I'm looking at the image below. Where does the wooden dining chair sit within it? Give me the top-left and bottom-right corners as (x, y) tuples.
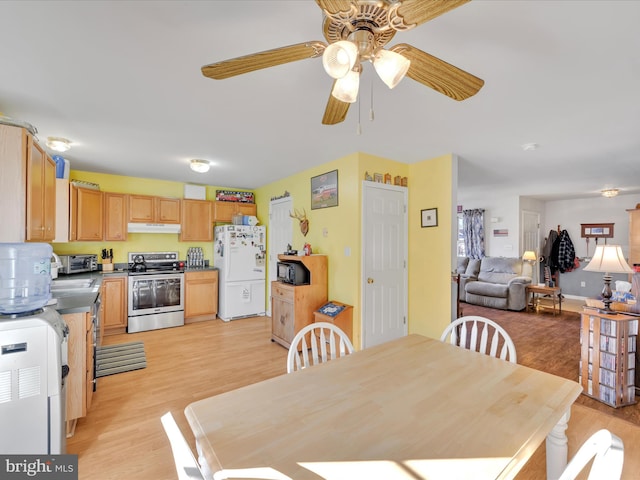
(287, 322), (354, 373)
(440, 315), (517, 363)
(160, 412), (206, 480)
(558, 429), (624, 480)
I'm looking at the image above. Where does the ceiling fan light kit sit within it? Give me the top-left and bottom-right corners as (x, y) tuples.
(322, 40), (358, 79)
(372, 48), (411, 89)
(201, 0), (484, 125)
(189, 159), (210, 173)
(332, 69), (361, 103)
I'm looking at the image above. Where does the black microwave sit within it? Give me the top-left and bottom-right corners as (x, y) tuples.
(277, 261), (310, 286)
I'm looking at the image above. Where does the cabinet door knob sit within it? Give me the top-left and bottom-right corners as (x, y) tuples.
(367, 278), (374, 284)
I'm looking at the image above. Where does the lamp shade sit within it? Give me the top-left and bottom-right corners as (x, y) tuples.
(331, 69), (360, 103)
(583, 245), (633, 274)
(373, 49), (410, 89)
(322, 41), (358, 79)
(522, 251), (537, 262)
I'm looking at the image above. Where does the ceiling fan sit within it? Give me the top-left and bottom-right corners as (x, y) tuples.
(201, 0), (484, 125)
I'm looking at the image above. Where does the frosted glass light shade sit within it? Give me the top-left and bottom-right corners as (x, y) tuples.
(323, 41), (358, 79)
(373, 49), (410, 89)
(190, 159), (210, 173)
(331, 70), (360, 103)
(46, 137), (71, 152)
(584, 245), (633, 274)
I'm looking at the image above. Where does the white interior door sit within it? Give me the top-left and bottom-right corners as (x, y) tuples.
(521, 210), (541, 284)
(361, 182), (408, 348)
(267, 197), (293, 316)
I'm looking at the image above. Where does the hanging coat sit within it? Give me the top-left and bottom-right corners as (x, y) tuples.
(557, 230), (576, 273)
(542, 230), (558, 266)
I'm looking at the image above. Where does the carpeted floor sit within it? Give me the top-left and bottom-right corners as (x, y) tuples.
(461, 302), (640, 426)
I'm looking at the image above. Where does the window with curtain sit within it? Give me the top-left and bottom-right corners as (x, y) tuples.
(463, 209), (485, 259)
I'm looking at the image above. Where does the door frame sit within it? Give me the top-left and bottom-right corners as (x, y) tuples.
(360, 181), (408, 348)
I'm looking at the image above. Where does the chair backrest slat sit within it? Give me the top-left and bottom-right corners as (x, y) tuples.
(440, 316), (517, 364)
(287, 322), (355, 373)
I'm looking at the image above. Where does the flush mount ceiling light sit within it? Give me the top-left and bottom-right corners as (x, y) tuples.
(190, 159), (210, 173)
(46, 137), (71, 152)
(601, 189), (619, 198)
(521, 143), (539, 151)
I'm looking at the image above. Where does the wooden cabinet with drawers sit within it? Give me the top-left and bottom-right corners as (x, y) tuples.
(271, 255), (328, 348)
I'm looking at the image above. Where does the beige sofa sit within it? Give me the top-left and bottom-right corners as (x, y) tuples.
(456, 256), (533, 311)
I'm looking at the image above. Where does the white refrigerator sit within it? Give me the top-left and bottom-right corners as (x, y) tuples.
(214, 225), (266, 321)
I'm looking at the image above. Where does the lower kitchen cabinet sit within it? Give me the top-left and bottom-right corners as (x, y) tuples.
(185, 269), (218, 322)
(64, 311), (94, 437)
(102, 276), (128, 335)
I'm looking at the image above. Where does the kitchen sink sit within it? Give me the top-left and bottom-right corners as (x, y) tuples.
(51, 278), (99, 294)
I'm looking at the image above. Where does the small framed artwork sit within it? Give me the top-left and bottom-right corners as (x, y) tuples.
(493, 229), (509, 237)
(421, 208), (438, 228)
(311, 169), (338, 209)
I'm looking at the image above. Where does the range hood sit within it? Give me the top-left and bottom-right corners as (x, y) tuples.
(127, 223), (181, 234)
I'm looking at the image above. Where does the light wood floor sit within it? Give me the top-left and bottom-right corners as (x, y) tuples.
(67, 316), (639, 479)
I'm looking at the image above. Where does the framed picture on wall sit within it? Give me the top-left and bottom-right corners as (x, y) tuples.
(421, 208), (438, 228)
(311, 169), (338, 209)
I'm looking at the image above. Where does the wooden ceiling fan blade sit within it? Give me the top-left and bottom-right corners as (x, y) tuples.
(315, 0), (354, 16)
(202, 41), (326, 80)
(322, 84), (350, 125)
(391, 0), (470, 30)
(390, 43), (483, 101)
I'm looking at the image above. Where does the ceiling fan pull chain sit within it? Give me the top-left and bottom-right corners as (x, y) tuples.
(357, 91), (362, 135)
(370, 78), (375, 121)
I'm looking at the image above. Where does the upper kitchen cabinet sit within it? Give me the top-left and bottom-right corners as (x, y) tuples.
(180, 199), (213, 242)
(104, 192), (128, 241)
(0, 124), (56, 242)
(213, 201), (257, 223)
(128, 194), (181, 224)
(70, 185), (104, 241)
(26, 139), (56, 241)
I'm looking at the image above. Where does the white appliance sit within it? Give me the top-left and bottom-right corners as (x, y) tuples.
(0, 307), (69, 454)
(214, 225), (266, 321)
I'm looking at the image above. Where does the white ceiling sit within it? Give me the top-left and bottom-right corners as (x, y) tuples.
(2, 1), (639, 201)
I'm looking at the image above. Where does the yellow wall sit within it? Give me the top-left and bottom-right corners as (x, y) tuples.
(59, 154), (455, 345)
(256, 152), (412, 348)
(407, 154), (455, 339)
(53, 171), (252, 264)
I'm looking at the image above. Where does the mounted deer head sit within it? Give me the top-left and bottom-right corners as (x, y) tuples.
(290, 208), (309, 237)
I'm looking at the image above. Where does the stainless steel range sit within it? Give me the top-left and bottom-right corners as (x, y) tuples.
(127, 252), (184, 333)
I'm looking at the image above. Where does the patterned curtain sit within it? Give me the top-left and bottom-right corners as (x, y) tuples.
(463, 209), (485, 259)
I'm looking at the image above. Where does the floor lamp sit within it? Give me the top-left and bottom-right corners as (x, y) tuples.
(522, 251), (538, 285)
(583, 245), (633, 314)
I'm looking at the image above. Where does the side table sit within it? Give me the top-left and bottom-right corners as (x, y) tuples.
(526, 284), (562, 315)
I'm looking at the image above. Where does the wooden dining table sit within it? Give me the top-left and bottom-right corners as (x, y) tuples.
(185, 334), (582, 480)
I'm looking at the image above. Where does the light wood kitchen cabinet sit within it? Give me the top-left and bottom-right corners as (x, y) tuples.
(26, 140), (57, 241)
(64, 311), (94, 436)
(180, 199), (213, 241)
(129, 194), (181, 223)
(213, 201), (257, 223)
(102, 276), (128, 335)
(0, 124), (56, 242)
(70, 185), (104, 241)
(185, 269), (219, 322)
(104, 192), (128, 241)
(271, 255), (328, 348)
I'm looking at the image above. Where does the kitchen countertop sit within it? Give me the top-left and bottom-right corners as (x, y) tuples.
(51, 272), (103, 315)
